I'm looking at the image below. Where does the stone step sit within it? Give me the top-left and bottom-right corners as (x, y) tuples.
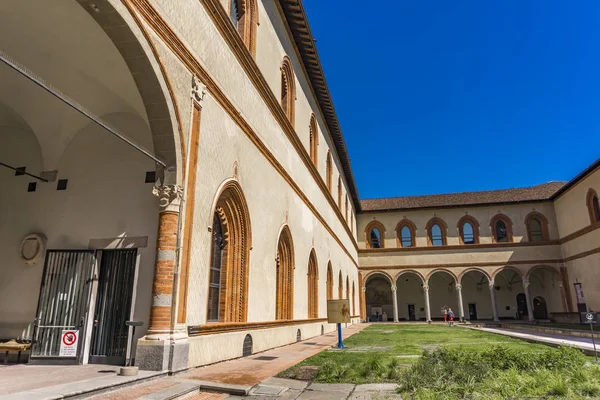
(137, 382), (201, 400)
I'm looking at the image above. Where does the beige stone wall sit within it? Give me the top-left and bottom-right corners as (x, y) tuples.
(144, 0), (359, 329)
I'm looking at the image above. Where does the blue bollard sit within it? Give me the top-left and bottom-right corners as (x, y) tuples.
(337, 323), (345, 348)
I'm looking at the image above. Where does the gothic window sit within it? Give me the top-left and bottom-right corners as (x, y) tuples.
(366, 221), (385, 249)
(326, 151), (332, 192)
(491, 214), (513, 243)
(307, 251), (318, 318)
(396, 219), (416, 247)
(207, 213), (224, 322)
(281, 57), (295, 127)
(309, 114), (318, 167)
(457, 215), (480, 245)
(338, 270), (343, 299)
(229, 0), (258, 57)
(587, 189), (600, 224)
(525, 212), (549, 242)
(276, 226), (294, 320)
(327, 262), (333, 300)
(426, 217), (448, 246)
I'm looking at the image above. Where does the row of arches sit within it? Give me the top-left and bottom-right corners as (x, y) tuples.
(363, 266), (566, 322)
(365, 211), (550, 249)
(206, 179), (356, 323)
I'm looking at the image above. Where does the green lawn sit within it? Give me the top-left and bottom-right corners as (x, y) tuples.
(514, 322), (595, 332)
(279, 324), (600, 399)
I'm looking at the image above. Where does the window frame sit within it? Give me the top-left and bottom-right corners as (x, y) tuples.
(525, 211), (550, 242)
(490, 214), (514, 243)
(395, 219), (417, 248)
(426, 217), (448, 246)
(365, 220), (386, 249)
(457, 215), (480, 245)
(587, 188), (600, 224)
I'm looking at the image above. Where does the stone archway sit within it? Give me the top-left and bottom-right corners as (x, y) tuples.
(427, 270), (458, 321)
(460, 269), (493, 321)
(364, 272), (393, 322)
(527, 266), (565, 320)
(395, 271), (426, 321)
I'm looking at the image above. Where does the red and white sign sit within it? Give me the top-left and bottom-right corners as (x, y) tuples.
(59, 330), (78, 357)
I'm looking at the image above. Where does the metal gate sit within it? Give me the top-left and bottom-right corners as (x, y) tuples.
(30, 250), (96, 363)
(89, 249), (137, 365)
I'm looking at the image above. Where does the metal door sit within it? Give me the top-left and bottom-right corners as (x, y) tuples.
(468, 303), (477, 320)
(516, 293), (528, 319)
(30, 250), (96, 363)
(408, 304), (416, 321)
(89, 249), (137, 365)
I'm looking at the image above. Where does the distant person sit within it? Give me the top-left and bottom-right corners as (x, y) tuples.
(375, 310), (380, 322)
(448, 309), (455, 326)
(443, 307), (448, 323)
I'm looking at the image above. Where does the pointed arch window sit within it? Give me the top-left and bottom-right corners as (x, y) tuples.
(457, 215), (480, 245)
(280, 57), (296, 127)
(276, 227), (294, 320)
(206, 181), (252, 323)
(426, 217), (448, 246)
(337, 177), (342, 208)
(346, 276), (350, 301)
(228, 0), (258, 57)
(307, 251), (318, 318)
(309, 114), (318, 167)
(525, 212), (549, 242)
(326, 151), (332, 192)
(326, 262), (333, 300)
(587, 189), (600, 224)
(345, 195), (349, 221)
(396, 219), (416, 248)
(365, 221), (386, 249)
(490, 214), (513, 243)
(338, 270), (343, 299)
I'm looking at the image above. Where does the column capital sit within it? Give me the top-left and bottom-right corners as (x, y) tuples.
(522, 278), (530, 288)
(362, 286), (366, 292)
(422, 284), (429, 291)
(153, 184), (183, 212)
(192, 75), (207, 105)
(391, 285), (397, 292)
(455, 284), (462, 290)
(488, 280), (496, 289)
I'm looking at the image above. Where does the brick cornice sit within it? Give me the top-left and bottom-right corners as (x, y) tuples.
(358, 240), (561, 254)
(123, 0), (359, 269)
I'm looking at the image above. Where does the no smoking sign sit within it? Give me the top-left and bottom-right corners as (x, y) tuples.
(59, 330), (79, 357)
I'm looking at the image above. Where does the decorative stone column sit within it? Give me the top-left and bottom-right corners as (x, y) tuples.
(361, 286), (367, 321)
(137, 184), (189, 372)
(523, 278), (535, 322)
(423, 284), (432, 322)
(455, 284), (465, 322)
(489, 280), (499, 322)
(391, 285), (399, 322)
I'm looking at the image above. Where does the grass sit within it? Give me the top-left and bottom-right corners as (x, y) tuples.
(278, 324), (600, 398)
(514, 322), (596, 332)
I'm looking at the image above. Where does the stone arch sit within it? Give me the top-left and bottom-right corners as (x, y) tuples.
(426, 268), (458, 282)
(457, 215), (480, 245)
(275, 225), (294, 320)
(526, 265), (567, 315)
(307, 249), (319, 318)
(309, 114), (318, 167)
(394, 269), (426, 284)
(396, 219), (417, 248)
(365, 220), (386, 249)
(208, 180), (252, 322)
(525, 265), (561, 281)
(490, 214), (514, 243)
(426, 217), (448, 246)
(280, 56), (296, 127)
(524, 211), (550, 242)
(458, 268), (491, 283)
(326, 262), (334, 300)
(364, 270), (394, 284)
(86, 0), (183, 183)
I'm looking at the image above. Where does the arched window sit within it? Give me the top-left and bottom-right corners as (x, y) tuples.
(276, 226), (294, 320)
(365, 221), (386, 249)
(207, 181), (252, 323)
(426, 217), (447, 246)
(457, 215), (480, 245)
(280, 57), (295, 127)
(309, 114), (318, 167)
(587, 189), (600, 224)
(307, 250), (318, 318)
(396, 219), (416, 248)
(326, 151), (332, 192)
(338, 270), (343, 299)
(345, 195), (349, 221)
(525, 212), (549, 242)
(326, 262), (333, 300)
(346, 276), (350, 301)
(351, 214), (354, 235)
(337, 177), (342, 208)
(352, 282), (356, 316)
(229, 0), (258, 57)
(490, 214), (513, 243)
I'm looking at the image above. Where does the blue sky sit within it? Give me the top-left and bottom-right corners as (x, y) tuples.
(302, 0), (600, 199)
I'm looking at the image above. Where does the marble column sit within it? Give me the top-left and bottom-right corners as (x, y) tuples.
(489, 280), (499, 322)
(391, 285), (399, 322)
(423, 284), (431, 322)
(523, 278), (535, 322)
(361, 286), (367, 321)
(455, 283), (465, 322)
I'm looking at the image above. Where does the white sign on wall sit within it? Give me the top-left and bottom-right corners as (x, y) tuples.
(59, 330), (79, 357)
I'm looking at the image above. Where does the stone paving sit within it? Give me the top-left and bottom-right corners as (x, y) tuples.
(180, 324), (368, 387)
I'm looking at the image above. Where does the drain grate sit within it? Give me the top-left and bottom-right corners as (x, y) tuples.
(254, 356), (278, 361)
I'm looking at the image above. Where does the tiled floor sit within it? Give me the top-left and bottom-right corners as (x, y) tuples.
(180, 324), (369, 387)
